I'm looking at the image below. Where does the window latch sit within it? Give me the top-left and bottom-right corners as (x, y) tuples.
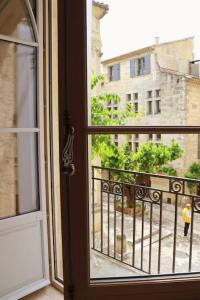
(62, 113), (75, 176)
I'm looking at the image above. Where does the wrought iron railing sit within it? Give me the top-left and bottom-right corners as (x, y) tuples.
(91, 166), (200, 276)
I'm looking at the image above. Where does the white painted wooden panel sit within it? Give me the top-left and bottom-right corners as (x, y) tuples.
(0, 219), (44, 297)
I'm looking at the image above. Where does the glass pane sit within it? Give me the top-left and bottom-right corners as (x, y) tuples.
(90, 133), (200, 279)
(0, 41), (37, 128)
(0, 133), (39, 219)
(89, 0), (200, 126)
(0, 0), (35, 41)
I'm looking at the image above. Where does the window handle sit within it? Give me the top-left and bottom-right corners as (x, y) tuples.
(62, 114), (75, 176)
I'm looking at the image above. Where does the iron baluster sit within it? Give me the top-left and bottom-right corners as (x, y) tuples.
(172, 194), (178, 273)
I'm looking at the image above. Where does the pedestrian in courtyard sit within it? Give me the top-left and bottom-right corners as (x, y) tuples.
(182, 203), (191, 237)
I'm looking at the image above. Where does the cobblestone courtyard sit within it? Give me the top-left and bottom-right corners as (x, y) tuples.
(91, 200), (200, 279)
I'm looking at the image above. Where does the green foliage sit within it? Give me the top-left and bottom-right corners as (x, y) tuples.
(185, 162), (200, 193)
(158, 166), (177, 176)
(99, 140), (182, 178)
(132, 140), (183, 174)
(91, 73), (104, 90)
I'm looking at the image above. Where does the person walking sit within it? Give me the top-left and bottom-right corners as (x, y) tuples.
(182, 203), (191, 236)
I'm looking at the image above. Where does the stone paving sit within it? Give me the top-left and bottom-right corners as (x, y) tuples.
(90, 199), (200, 279)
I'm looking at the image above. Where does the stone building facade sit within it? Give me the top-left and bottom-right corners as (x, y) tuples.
(92, 1), (108, 96)
(101, 37), (200, 177)
(92, 1), (108, 74)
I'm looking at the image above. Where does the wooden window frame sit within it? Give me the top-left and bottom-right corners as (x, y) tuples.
(57, 0), (200, 299)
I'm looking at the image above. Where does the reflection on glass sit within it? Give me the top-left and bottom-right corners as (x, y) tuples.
(0, 0), (35, 41)
(90, 134), (200, 278)
(90, 0), (200, 127)
(0, 41), (36, 128)
(0, 133), (39, 219)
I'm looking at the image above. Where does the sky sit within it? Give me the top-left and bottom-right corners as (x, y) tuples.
(100, 0), (200, 60)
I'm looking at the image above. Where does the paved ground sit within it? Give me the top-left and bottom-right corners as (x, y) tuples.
(90, 198), (200, 279)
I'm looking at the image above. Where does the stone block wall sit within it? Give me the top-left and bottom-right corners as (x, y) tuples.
(155, 38), (194, 73)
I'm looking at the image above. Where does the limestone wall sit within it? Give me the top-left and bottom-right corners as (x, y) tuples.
(155, 38), (194, 73)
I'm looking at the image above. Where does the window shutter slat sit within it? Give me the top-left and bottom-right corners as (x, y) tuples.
(111, 66), (115, 80)
(144, 54), (151, 74)
(113, 64), (117, 80)
(113, 64), (120, 80)
(116, 63), (120, 80)
(130, 59), (135, 78)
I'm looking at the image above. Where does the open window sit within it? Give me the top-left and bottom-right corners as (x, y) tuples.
(57, 0), (200, 299)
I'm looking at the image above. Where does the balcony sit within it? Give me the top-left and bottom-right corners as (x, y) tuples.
(91, 166), (200, 278)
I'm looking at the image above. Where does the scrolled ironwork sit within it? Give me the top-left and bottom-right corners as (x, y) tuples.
(62, 126), (75, 176)
(62, 112), (75, 176)
(102, 181), (110, 193)
(112, 183), (122, 195)
(135, 186), (147, 200)
(149, 190), (162, 203)
(170, 179), (183, 193)
(194, 197), (200, 212)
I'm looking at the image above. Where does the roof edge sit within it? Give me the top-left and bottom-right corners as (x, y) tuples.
(102, 37), (194, 65)
(102, 47), (154, 65)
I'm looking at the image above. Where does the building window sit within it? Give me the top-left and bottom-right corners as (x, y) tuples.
(128, 142), (133, 151)
(130, 54), (151, 77)
(112, 106), (118, 119)
(148, 134), (161, 143)
(155, 100), (161, 114)
(107, 100), (119, 120)
(155, 133), (161, 141)
(135, 134), (139, 140)
(127, 134), (133, 151)
(107, 99), (112, 105)
(155, 89), (161, 97)
(126, 93), (131, 102)
(147, 101), (152, 114)
(133, 92), (138, 100)
(148, 133), (153, 140)
(147, 90), (152, 98)
(137, 57), (145, 75)
(134, 102), (138, 113)
(134, 142), (139, 152)
(114, 134), (118, 146)
(127, 134), (139, 152)
(109, 63), (120, 81)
